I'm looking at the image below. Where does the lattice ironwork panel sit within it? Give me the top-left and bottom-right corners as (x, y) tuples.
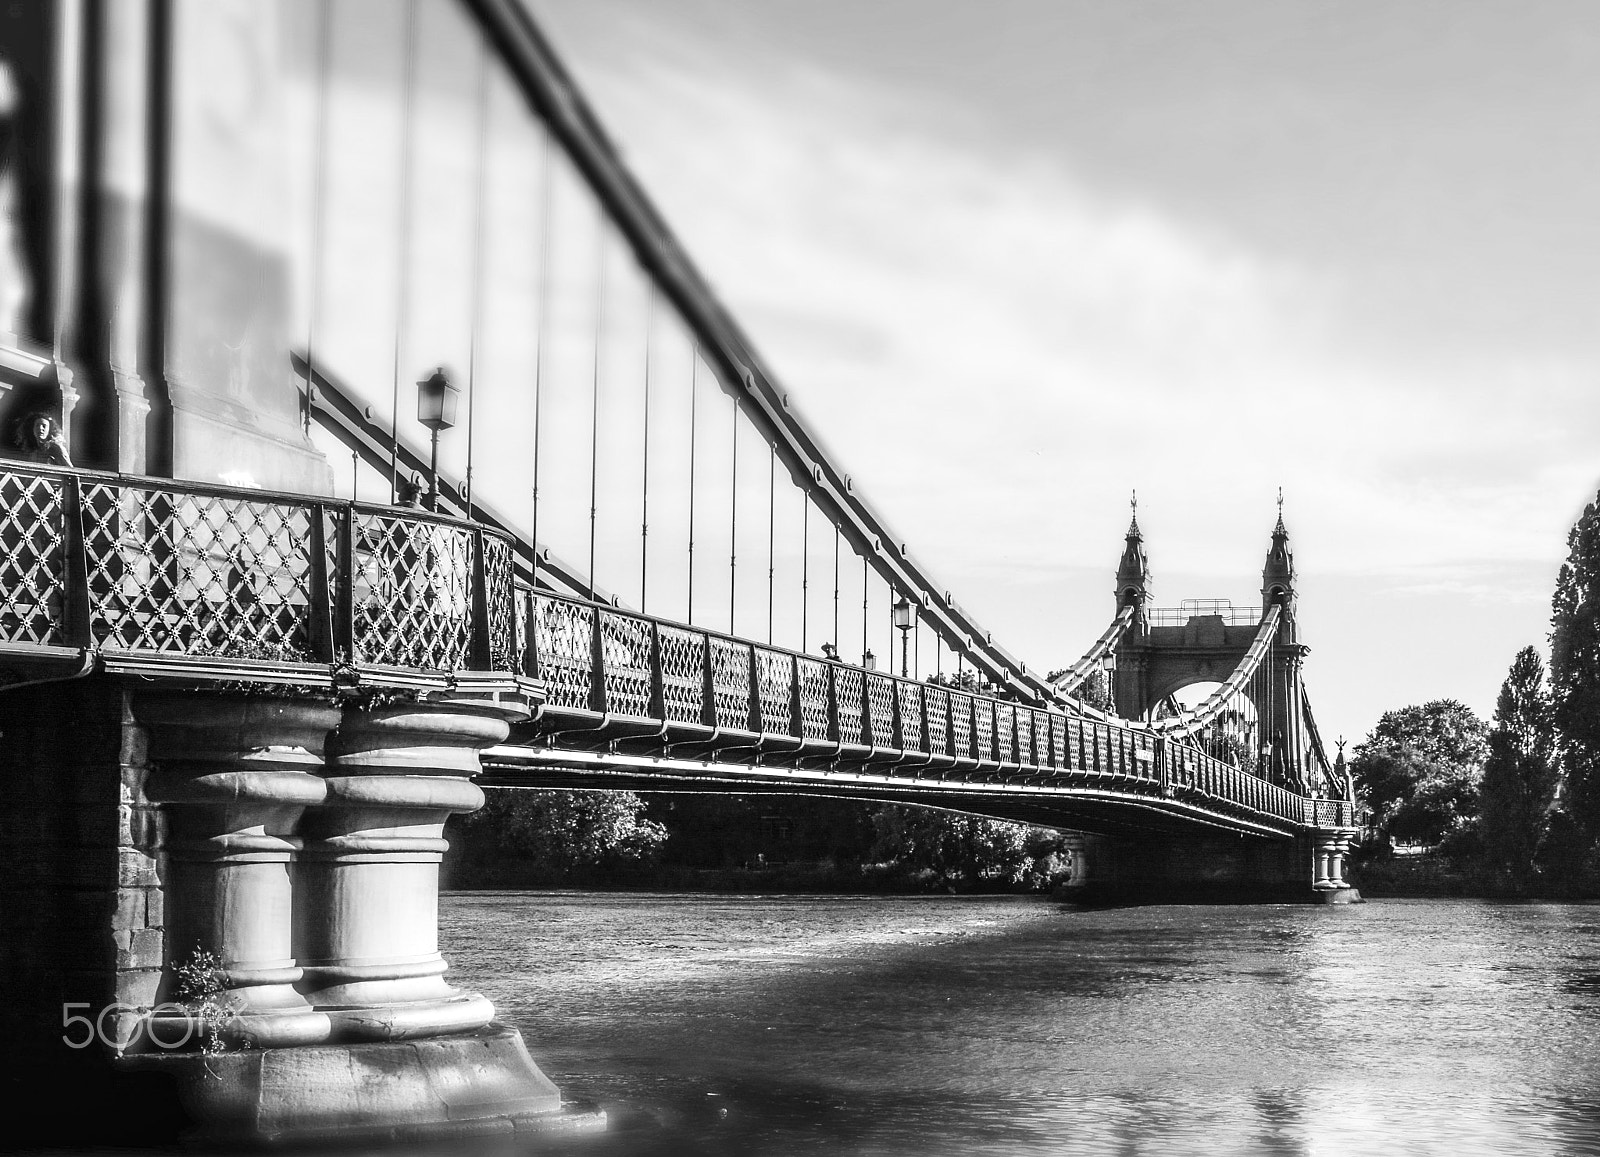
(974, 699), (995, 762)
(482, 534), (516, 671)
(597, 610), (653, 718)
(950, 692), (973, 759)
(708, 637), (752, 730)
(796, 658), (830, 739)
(924, 687), (949, 756)
(351, 513), (472, 669)
(1036, 711), (1056, 766)
(657, 624), (706, 724)
(864, 673), (895, 748)
(753, 649), (793, 734)
(82, 483), (318, 655)
(995, 704), (1015, 763)
(1014, 709), (1032, 765)
(1050, 715), (1067, 770)
(0, 472), (66, 645)
(533, 595), (594, 709)
(896, 681), (922, 751)
(834, 665), (865, 745)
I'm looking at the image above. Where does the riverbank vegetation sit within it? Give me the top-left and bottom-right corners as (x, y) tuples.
(447, 676), (1109, 894)
(447, 792), (1074, 893)
(1355, 488), (1600, 898)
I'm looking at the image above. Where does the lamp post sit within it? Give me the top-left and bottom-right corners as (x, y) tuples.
(417, 367), (460, 511)
(863, 649), (876, 672)
(893, 595), (912, 678)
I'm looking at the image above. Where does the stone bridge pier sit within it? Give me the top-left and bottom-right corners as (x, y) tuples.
(1054, 827), (1360, 905)
(0, 676), (596, 1148)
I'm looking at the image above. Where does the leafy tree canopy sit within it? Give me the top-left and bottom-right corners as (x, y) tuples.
(1352, 699), (1487, 846)
(1551, 496), (1600, 832)
(1479, 646), (1558, 884)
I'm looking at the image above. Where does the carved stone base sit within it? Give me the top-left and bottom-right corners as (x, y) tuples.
(122, 1023), (602, 1146)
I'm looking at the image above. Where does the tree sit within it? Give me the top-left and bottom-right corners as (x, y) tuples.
(869, 805), (1063, 889)
(1551, 496), (1600, 835)
(1043, 667), (1112, 713)
(1478, 647), (1558, 886)
(1351, 700), (1487, 848)
(927, 670), (982, 692)
(455, 789), (667, 880)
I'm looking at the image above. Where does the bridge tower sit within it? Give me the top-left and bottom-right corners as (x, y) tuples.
(1112, 512), (1316, 793)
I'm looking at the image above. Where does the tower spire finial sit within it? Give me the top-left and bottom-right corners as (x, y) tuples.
(1116, 493), (1149, 610)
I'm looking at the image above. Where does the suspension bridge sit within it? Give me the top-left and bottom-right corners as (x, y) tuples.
(0, 0), (1357, 1145)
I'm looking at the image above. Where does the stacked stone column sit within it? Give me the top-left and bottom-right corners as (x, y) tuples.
(1312, 832), (1354, 891)
(136, 692), (510, 1048)
(137, 695), (339, 1049)
(295, 702), (510, 1040)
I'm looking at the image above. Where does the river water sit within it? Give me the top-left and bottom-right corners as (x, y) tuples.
(444, 894), (1600, 1156)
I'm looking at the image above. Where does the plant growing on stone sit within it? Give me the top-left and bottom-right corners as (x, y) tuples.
(172, 949), (241, 1061)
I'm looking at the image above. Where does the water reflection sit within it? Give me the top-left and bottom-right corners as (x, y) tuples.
(440, 895), (1600, 1156)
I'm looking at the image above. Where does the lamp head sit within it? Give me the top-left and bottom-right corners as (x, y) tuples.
(417, 367), (460, 431)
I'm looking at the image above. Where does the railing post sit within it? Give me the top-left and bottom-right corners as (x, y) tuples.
(588, 601), (605, 714)
(523, 589), (538, 678)
(333, 506), (355, 662)
(890, 676), (904, 753)
(469, 529), (492, 670)
(61, 473), (93, 648)
(698, 634), (714, 728)
(826, 663), (840, 743)
(307, 503), (336, 663)
(787, 654), (802, 738)
(744, 646), (759, 732)
(648, 623), (665, 720)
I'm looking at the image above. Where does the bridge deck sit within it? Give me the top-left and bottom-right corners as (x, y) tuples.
(0, 461), (1350, 839)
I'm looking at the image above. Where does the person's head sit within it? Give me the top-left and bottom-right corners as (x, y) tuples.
(30, 414), (50, 443)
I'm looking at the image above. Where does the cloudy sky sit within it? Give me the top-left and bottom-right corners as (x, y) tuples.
(506, 0), (1600, 747)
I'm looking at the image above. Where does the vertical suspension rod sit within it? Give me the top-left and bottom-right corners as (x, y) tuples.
(529, 129), (553, 588)
(766, 443), (775, 645)
(388, 0), (419, 504)
(861, 556), (868, 665)
(687, 345), (698, 621)
(639, 288), (655, 613)
(464, 33), (491, 516)
(800, 495), (809, 649)
(302, 0), (333, 439)
(587, 222), (606, 602)
(728, 395), (739, 634)
(832, 525), (840, 650)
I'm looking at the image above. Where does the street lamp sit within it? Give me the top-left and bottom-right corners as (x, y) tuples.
(863, 649), (876, 672)
(416, 367), (460, 510)
(892, 595), (913, 678)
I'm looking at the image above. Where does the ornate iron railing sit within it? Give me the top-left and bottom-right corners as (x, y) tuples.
(1146, 600), (1264, 627)
(521, 588), (1328, 832)
(0, 463), (514, 674)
